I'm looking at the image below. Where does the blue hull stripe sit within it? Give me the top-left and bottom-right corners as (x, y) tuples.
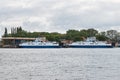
(19, 45), (113, 48)
(19, 46), (60, 48)
(69, 45), (113, 48)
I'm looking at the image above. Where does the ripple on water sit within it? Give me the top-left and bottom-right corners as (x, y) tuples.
(0, 48), (120, 80)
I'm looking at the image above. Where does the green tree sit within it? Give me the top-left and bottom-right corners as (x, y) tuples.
(106, 30), (118, 41)
(66, 29), (80, 41)
(79, 29), (88, 40)
(4, 27), (8, 37)
(87, 28), (98, 37)
(96, 34), (108, 41)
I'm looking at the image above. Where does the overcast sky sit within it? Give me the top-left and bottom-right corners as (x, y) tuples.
(0, 0), (120, 37)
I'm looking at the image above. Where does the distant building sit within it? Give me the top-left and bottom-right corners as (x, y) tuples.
(61, 39), (73, 44)
(1, 37), (48, 48)
(1, 37), (36, 48)
(0, 38), (2, 47)
(60, 39), (73, 47)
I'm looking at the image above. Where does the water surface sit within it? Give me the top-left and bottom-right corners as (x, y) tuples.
(0, 48), (120, 80)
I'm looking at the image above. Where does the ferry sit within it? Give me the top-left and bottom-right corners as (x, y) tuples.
(68, 37), (113, 48)
(19, 38), (60, 48)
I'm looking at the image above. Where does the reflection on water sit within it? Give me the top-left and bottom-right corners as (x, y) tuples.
(0, 48), (120, 80)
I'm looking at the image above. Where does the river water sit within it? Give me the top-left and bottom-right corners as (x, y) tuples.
(0, 48), (120, 80)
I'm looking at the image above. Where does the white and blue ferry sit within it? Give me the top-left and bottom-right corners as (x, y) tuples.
(19, 38), (60, 48)
(68, 37), (113, 48)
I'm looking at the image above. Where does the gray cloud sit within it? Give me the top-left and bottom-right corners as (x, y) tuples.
(0, 0), (120, 37)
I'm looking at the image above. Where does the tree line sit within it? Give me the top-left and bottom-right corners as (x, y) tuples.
(3, 27), (120, 42)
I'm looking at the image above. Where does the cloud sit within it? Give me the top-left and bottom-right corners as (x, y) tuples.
(0, 0), (120, 37)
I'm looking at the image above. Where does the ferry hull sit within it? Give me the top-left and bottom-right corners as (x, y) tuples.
(69, 45), (113, 48)
(19, 46), (60, 48)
